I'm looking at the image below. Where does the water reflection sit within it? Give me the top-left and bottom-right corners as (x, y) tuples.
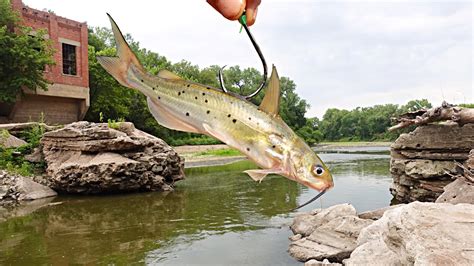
(0, 154), (393, 265)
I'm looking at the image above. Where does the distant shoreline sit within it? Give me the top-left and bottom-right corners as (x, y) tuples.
(174, 141), (392, 168)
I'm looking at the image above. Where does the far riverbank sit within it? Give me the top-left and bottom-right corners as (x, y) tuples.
(174, 142), (392, 168)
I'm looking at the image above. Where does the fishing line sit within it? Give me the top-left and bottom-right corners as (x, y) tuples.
(291, 190), (326, 211)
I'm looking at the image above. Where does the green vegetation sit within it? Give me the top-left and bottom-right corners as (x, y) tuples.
(0, 124), (46, 176)
(318, 99), (432, 141)
(0, 0), (54, 102)
(459, 103), (474, 108)
(195, 148), (242, 157)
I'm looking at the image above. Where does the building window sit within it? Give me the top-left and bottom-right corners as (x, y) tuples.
(62, 43), (77, 75)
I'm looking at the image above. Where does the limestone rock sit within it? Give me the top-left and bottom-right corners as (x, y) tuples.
(436, 178), (474, 204)
(0, 131), (27, 148)
(345, 202), (474, 265)
(391, 123), (474, 151)
(40, 122), (184, 194)
(305, 259), (342, 266)
(358, 205), (403, 220)
(15, 177), (57, 200)
(390, 124), (473, 203)
(0, 171), (57, 205)
(290, 204), (357, 236)
(289, 204), (371, 263)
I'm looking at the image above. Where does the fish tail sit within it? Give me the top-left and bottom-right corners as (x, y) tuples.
(97, 14), (145, 88)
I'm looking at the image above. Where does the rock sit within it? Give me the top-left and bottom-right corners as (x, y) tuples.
(358, 205), (403, 220)
(467, 149), (474, 169)
(15, 177), (57, 200)
(391, 123), (474, 151)
(1, 171), (57, 206)
(290, 204), (357, 236)
(289, 204), (372, 263)
(305, 259), (342, 266)
(390, 124), (473, 203)
(289, 215), (373, 262)
(0, 131), (27, 148)
(24, 147), (43, 163)
(436, 178), (474, 204)
(40, 122), (185, 194)
(0, 185), (8, 199)
(345, 202), (474, 265)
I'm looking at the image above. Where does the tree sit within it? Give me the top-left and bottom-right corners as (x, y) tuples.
(0, 0), (54, 102)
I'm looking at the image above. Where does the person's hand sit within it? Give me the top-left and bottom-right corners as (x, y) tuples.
(207, 0), (261, 26)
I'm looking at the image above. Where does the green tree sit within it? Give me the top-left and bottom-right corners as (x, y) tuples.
(0, 0), (54, 102)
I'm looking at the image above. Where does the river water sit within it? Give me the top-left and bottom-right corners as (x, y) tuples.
(0, 149), (392, 265)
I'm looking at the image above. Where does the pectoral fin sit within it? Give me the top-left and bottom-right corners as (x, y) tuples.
(244, 169), (282, 183)
(146, 97), (201, 134)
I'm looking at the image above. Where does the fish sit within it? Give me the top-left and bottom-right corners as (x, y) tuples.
(97, 14), (334, 193)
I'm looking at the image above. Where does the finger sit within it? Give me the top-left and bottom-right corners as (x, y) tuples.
(207, 0), (245, 21)
(245, 0), (261, 26)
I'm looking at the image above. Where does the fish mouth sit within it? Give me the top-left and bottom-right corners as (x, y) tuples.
(302, 180), (333, 192)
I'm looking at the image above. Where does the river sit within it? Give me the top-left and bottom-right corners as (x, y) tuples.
(0, 148), (392, 265)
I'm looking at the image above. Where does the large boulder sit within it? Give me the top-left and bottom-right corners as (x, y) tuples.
(39, 122), (184, 194)
(345, 202), (474, 265)
(289, 204), (372, 263)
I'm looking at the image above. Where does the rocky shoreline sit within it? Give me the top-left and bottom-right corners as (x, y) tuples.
(289, 200), (474, 265)
(288, 123), (474, 265)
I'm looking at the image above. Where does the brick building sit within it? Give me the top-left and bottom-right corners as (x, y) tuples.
(0, 0), (89, 124)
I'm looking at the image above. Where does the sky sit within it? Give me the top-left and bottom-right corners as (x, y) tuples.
(23, 0), (473, 118)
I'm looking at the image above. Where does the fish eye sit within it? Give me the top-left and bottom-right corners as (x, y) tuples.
(313, 165), (324, 176)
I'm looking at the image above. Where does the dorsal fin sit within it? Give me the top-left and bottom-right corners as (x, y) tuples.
(157, 69), (184, 80)
(258, 65), (280, 116)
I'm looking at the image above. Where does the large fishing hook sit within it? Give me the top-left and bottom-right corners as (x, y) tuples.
(219, 12), (268, 99)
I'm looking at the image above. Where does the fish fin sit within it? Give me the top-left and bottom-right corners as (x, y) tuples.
(244, 169), (282, 183)
(97, 14), (144, 88)
(146, 97), (202, 134)
(258, 65), (280, 117)
(157, 69), (184, 80)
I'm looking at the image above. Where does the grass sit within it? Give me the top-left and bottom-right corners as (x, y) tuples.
(194, 148), (242, 157)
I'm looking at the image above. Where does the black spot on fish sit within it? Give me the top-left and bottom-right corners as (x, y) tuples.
(207, 110), (210, 114)
(152, 87), (156, 90)
(178, 92), (181, 96)
(206, 87), (211, 90)
(182, 90), (185, 93)
(202, 93), (206, 96)
(141, 79), (144, 82)
(205, 99), (208, 103)
(186, 112), (189, 116)
(246, 148), (250, 151)
(227, 114), (231, 118)
(272, 145), (276, 149)
(158, 96), (161, 100)
(248, 117), (251, 120)
(232, 119), (237, 123)
(195, 96), (198, 100)
(187, 84), (190, 87)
